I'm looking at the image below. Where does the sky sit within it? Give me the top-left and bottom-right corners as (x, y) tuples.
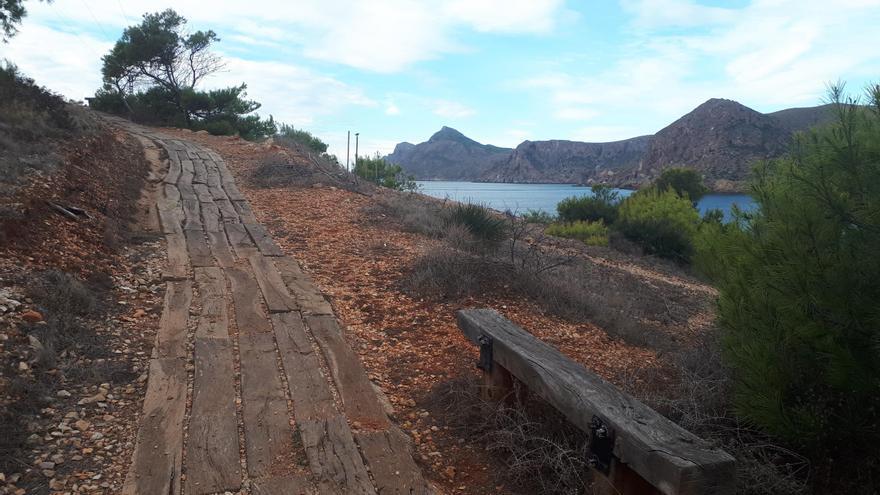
(3, 0), (879, 158)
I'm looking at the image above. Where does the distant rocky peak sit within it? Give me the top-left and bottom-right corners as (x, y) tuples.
(429, 126), (471, 143)
(391, 142), (415, 154)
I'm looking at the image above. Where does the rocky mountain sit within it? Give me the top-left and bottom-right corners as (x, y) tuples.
(481, 136), (652, 184)
(387, 101), (834, 191)
(385, 126), (511, 180)
(630, 99), (793, 190)
(623, 100), (837, 191)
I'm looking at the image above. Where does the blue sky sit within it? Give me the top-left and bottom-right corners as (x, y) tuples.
(3, 0), (879, 157)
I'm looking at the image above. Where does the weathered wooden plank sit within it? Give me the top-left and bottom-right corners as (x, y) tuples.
(239, 331), (285, 399)
(182, 199), (201, 231)
(252, 475), (316, 495)
(180, 158), (195, 177)
(205, 162), (222, 189)
(275, 258), (333, 315)
(244, 222), (284, 257)
(456, 309), (736, 495)
(194, 183), (214, 203)
(122, 358), (186, 495)
(164, 183), (181, 204)
(157, 208), (183, 235)
(233, 200), (258, 224)
(178, 182), (196, 201)
(225, 223), (256, 257)
(215, 199), (239, 221)
(209, 184), (229, 202)
(224, 182), (246, 202)
(194, 267), (228, 339)
(354, 429), (431, 495)
(249, 254), (298, 313)
(271, 312), (335, 421)
(155, 280), (192, 359)
(304, 315), (389, 427)
(185, 229), (213, 268)
(215, 159), (235, 183)
(207, 231), (235, 268)
(163, 155), (182, 185)
(226, 266), (272, 334)
(201, 203), (221, 233)
(238, 331), (295, 478)
(192, 158), (208, 184)
(163, 232), (189, 281)
(299, 415), (376, 495)
(186, 338), (241, 494)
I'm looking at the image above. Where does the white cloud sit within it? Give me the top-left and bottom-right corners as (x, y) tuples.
(208, 56), (376, 127)
(3, 24), (111, 101)
(442, 0), (564, 33)
(16, 0), (567, 73)
(433, 100), (476, 119)
(520, 0), (880, 136)
(385, 101), (401, 115)
(620, 0), (735, 28)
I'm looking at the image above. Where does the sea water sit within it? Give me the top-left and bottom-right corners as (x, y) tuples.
(416, 181), (756, 221)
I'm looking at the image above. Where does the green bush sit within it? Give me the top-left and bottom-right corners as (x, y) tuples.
(616, 187), (699, 261)
(557, 185), (619, 224)
(276, 124), (328, 153)
(521, 209), (555, 224)
(353, 155), (416, 191)
(655, 167), (708, 202)
(694, 88), (880, 460)
(445, 203), (507, 249)
(546, 220), (609, 246)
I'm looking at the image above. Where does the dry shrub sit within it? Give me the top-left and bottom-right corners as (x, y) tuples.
(404, 246), (514, 299)
(406, 223), (685, 349)
(250, 148), (369, 194)
(429, 377), (590, 495)
(374, 192), (447, 237)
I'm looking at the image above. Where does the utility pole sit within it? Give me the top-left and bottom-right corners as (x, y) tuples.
(354, 132), (360, 172)
(346, 131), (350, 171)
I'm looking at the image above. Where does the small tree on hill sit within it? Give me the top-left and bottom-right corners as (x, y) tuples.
(655, 167), (708, 202)
(101, 9), (223, 123)
(94, 9), (274, 140)
(695, 84), (880, 459)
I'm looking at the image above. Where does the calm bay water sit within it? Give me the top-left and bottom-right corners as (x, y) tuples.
(416, 181), (756, 220)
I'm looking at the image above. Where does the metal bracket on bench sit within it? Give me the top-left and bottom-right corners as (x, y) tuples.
(588, 415), (615, 475)
(476, 334), (493, 372)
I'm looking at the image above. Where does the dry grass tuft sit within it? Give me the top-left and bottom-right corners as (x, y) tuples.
(428, 377), (591, 495)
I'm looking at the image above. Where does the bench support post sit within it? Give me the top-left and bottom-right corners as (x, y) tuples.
(480, 361), (513, 402)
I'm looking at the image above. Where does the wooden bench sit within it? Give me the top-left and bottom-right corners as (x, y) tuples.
(456, 309), (735, 495)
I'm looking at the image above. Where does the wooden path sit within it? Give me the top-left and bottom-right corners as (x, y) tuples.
(119, 124), (431, 495)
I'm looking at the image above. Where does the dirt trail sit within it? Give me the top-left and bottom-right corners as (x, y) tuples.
(116, 121), (432, 495)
